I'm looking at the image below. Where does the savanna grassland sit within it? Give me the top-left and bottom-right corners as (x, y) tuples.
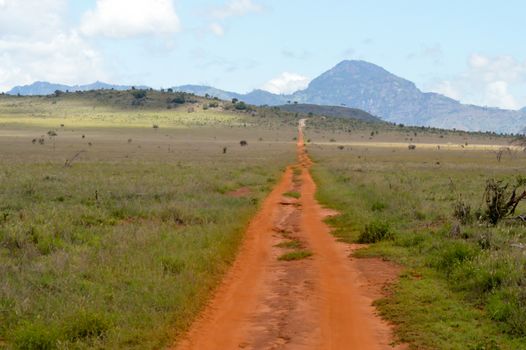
(306, 121), (526, 349)
(0, 91), (298, 349)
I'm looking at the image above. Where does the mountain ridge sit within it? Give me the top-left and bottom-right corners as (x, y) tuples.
(7, 81), (149, 96)
(172, 60), (526, 134)
(7, 60), (526, 133)
(277, 103), (381, 123)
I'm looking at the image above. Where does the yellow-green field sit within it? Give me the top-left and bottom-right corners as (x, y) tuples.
(0, 92), (297, 349)
(309, 129), (526, 349)
(1, 90), (525, 349)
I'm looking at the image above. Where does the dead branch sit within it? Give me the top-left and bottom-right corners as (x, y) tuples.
(64, 150), (86, 168)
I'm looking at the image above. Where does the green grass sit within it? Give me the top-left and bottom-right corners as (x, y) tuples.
(283, 191), (301, 199)
(275, 240), (302, 249)
(278, 250), (313, 261)
(0, 94), (298, 349)
(310, 142), (526, 349)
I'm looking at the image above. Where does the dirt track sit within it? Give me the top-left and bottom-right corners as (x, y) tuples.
(173, 120), (401, 349)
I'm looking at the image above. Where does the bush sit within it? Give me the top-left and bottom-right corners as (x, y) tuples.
(171, 95), (185, 104)
(483, 177), (526, 225)
(234, 102), (247, 110)
(64, 311), (111, 342)
(13, 322), (58, 350)
(453, 199), (472, 224)
(371, 201), (387, 212)
(161, 256), (186, 275)
(487, 289), (526, 336)
(131, 90), (147, 99)
(358, 220), (392, 243)
(429, 240), (477, 275)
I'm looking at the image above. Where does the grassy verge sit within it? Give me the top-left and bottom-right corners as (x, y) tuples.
(0, 159), (293, 349)
(283, 191), (301, 199)
(310, 145), (526, 349)
(0, 96), (297, 349)
(278, 250), (313, 261)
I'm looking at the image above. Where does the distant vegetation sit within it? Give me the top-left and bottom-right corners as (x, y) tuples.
(277, 103), (382, 123)
(311, 131), (526, 349)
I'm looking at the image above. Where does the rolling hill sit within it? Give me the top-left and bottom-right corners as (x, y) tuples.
(7, 81), (149, 95)
(172, 61), (526, 134)
(277, 104), (382, 123)
(7, 61), (526, 134)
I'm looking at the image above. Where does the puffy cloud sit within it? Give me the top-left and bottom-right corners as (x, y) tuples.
(0, 0), (105, 91)
(205, 0), (263, 36)
(0, 0), (66, 37)
(80, 0), (180, 38)
(0, 32), (105, 91)
(432, 80), (462, 100)
(429, 53), (526, 109)
(211, 0), (263, 20)
(262, 72), (310, 95)
(486, 81), (517, 110)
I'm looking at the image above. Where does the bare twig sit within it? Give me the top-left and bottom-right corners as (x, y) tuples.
(64, 150), (86, 168)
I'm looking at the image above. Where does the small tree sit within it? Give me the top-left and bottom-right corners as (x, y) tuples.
(483, 177), (526, 224)
(171, 94), (186, 104)
(234, 102), (247, 110)
(132, 90), (147, 99)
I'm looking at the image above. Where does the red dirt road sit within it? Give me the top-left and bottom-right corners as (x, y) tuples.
(173, 120), (401, 350)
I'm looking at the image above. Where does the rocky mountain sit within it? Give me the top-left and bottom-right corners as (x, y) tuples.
(173, 85), (286, 106)
(277, 104), (381, 123)
(174, 61), (526, 134)
(289, 61), (526, 134)
(7, 81), (148, 95)
(8, 60), (526, 133)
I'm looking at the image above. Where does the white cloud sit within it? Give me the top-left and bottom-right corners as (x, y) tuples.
(262, 72), (310, 95)
(428, 53), (526, 109)
(486, 81), (517, 110)
(0, 32), (105, 91)
(80, 0), (180, 38)
(0, 0), (106, 91)
(210, 23), (225, 37)
(0, 0), (66, 37)
(211, 0), (263, 20)
(431, 80), (462, 101)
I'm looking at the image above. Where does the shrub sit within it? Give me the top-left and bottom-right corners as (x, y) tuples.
(171, 95), (185, 104)
(453, 199), (472, 224)
(483, 177), (526, 224)
(13, 322), (58, 350)
(234, 102), (247, 110)
(131, 90), (147, 99)
(450, 259), (506, 296)
(429, 240), (477, 275)
(161, 256), (186, 275)
(64, 311), (111, 342)
(358, 220), (392, 243)
(487, 289), (526, 336)
(371, 201), (387, 212)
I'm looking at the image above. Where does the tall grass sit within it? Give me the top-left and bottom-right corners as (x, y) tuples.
(0, 99), (296, 349)
(311, 144), (526, 349)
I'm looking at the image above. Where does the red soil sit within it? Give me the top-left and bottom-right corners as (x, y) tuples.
(172, 120), (403, 350)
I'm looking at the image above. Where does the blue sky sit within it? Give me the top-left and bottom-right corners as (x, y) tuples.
(1, 0), (526, 109)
